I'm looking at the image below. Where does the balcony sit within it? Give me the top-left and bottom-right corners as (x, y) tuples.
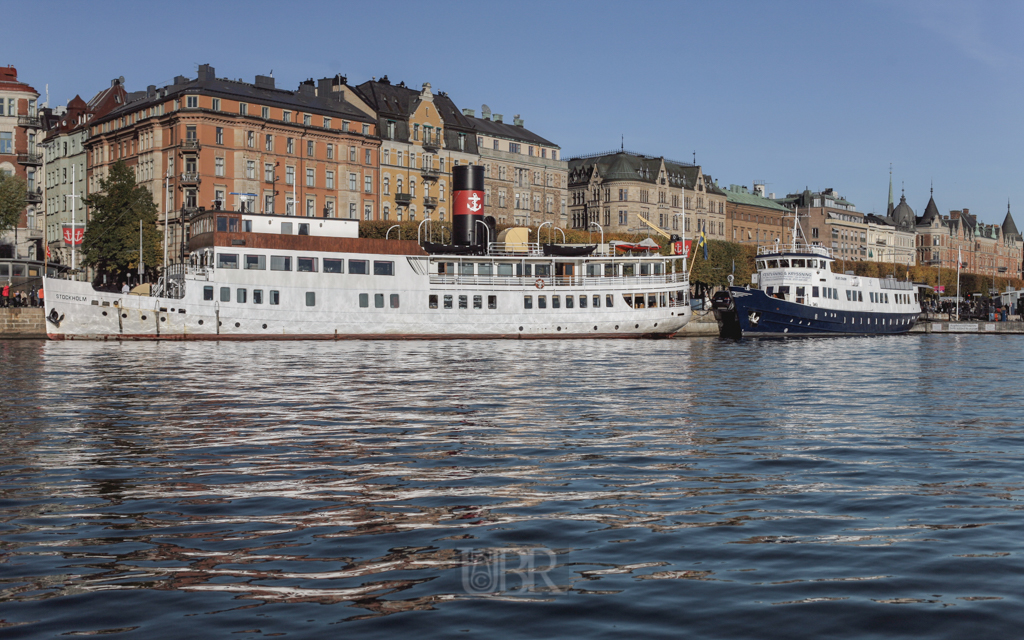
(423, 196), (438, 209)
(181, 139), (201, 151)
(25, 189), (41, 204)
(17, 114), (41, 128)
(421, 168), (441, 181)
(17, 153), (42, 166)
(422, 137), (440, 152)
(395, 192), (413, 205)
(180, 171), (200, 185)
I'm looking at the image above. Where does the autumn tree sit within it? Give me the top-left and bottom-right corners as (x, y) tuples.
(82, 161), (162, 285)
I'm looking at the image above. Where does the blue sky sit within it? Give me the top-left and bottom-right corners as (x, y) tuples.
(8, 0), (1022, 225)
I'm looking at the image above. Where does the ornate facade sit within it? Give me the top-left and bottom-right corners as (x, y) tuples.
(87, 64), (379, 261)
(0, 66), (42, 260)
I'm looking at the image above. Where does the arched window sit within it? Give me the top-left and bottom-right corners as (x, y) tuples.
(410, 179), (416, 197)
(383, 176), (390, 195)
(397, 178), (403, 195)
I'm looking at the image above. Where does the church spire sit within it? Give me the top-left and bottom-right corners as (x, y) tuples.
(886, 165), (894, 218)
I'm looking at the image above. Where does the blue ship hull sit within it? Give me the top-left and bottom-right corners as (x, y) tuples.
(720, 287), (919, 337)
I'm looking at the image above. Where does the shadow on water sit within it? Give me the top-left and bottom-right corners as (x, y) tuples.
(0, 336), (1022, 638)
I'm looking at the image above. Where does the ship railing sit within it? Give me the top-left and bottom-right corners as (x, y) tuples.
(484, 242), (662, 258)
(757, 243), (833, 258)
(878, 277), (914, 290)
(428, 273), (688, 288)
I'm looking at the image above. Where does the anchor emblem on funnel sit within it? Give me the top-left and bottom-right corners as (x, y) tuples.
(468, 193), (482, 212)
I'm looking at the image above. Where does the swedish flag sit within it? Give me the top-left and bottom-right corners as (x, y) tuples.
(695, 221), (709, 260)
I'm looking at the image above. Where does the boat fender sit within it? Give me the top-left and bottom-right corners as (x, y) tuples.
(535, 279), (545, 289)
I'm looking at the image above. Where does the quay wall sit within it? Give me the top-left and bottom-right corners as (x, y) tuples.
(911, 320), (1024, 334)
(0, 308), (46, 339)
(677, 310), (719, 336)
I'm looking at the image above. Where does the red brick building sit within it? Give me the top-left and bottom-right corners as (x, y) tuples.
(86, 64), (380, 263)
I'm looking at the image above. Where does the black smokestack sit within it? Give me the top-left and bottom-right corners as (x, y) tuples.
(452, 164), (485, 246)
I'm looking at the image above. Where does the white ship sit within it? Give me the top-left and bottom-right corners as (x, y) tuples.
(43, 168), (691, 340)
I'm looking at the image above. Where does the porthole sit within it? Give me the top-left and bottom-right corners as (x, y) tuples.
(654, 323), (658, 327)
(262, 324), (267, 329)
(557, 326), (561, 331)
(615, 325), (619, 330)
(121, 313), (127, 318)
(219, 321), (223, 326)
(635, 324), (639, 329)
(102, 311), (108, 316)
(593, 326), (598, 330)
(198, 319), (204, 325)
(518, 326), (524, 332)
(161, 317), (166, 322)
(234, 322), (240, 328)
(141, 315), (147, 321)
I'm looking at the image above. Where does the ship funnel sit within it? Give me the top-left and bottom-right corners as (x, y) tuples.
(453, 164), (485, 247)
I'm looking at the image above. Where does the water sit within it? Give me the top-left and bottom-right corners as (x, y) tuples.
(1, 335), (1023, 638)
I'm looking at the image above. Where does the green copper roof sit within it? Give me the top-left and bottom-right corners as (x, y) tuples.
(724, 184), (790, 212)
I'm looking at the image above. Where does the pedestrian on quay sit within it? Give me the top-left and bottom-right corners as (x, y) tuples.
(1, 283), (8, 308)
(29, 289), (37, 308)
(37, 287), (44, 308)
(121, 281), (130, 294)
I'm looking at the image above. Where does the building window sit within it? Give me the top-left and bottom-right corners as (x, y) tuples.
(327, 144), (334, 159)
(326, 171), (334, 189)
(349, 146), (356, 162)
(383, 176), (390, 195)
(240, 103), (248, 116)
(306, 168), (315, 187)
(365, 149), (371, 165)
(216, 127), (223, 145)
(265, 163), (274, 182)
(364, 203), (372, 220)
(283, 110), (291, 123)
(349, 173), (357, 191)
(285, 166), (296, 185)
(214, 157), (225, 177)
(304, 114), (311, 126)
(306, 198), (315, 217)
(265, 134), (273, 151)
(342, 120), (350, 132)
(364, 175), (372, 193)
(362, 124), (369, 135)
(325, 200), (334, 217)
(307, 140), (314, 157)
(212, 98), (221, 111)
(323, 117), (331, 128)
(261, 106), (269, 119)
(245, 161), (256, 180)
(247, 131), (255, 148)
(186, 95), (198, 108)
(287, 138), (294, 154)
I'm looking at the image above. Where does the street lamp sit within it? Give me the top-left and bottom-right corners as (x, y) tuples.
(588, 221), (603, 250)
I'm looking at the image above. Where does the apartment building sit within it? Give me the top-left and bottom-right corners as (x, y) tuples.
(0, 66), (43, 260)
(86, 64), (379, 261)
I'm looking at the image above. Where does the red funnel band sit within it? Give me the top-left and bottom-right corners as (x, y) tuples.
(454, 190), (484, 216)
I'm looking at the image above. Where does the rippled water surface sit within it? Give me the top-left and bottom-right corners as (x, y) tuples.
(2, 335), (1024, 638)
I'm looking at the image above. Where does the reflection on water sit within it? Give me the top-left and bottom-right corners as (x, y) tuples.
(1, 336), (1024, 638)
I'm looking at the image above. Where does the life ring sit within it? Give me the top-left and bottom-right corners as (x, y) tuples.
(535, 279), (545, 289)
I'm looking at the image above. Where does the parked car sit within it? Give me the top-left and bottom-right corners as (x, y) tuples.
(710, 291), (733, 310)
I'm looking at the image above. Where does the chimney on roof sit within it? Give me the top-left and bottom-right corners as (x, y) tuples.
(147, 85), (156, 98)
(297, 79), (315, 96)
(174, 75), (188, 85)
(513, 114), (523, 126)
(753, 182), (765, 197)
(493, 113), (503, 123)
(197, 64), (215, 81)
(462, 108), (475, 117)
(316, 78), (335, 99)
(481, 104), (491, 121)
(255, 75), (275, 90)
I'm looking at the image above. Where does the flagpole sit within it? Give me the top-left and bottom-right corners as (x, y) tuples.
(956, 246), (962, 321)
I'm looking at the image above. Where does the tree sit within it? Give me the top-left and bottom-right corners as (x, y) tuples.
(82, 160), (162, 285)
(0, 172), (26, 237)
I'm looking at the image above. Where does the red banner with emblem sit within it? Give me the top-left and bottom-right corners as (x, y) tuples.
(62, 225), (84, 246)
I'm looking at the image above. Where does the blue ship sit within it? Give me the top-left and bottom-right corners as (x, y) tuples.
(714, 243), (922, 337)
